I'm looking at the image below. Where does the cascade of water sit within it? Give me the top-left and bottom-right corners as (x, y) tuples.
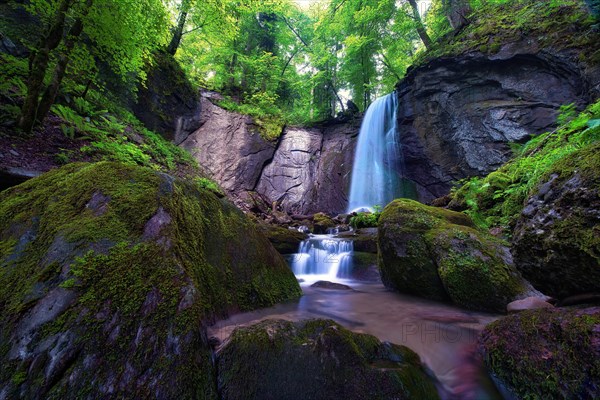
(347, 93), (404, 213)
(291, 235), (354, 281)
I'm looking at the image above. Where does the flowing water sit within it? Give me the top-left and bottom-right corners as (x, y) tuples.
(210, 235), (505, 399)
(291, 235), (353, 281)
(347, 93), (405, 212)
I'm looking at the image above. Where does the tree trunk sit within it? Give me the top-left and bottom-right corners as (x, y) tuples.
(18, 0), (71, 133)
(407, 0), (432, 49)
(167, 7), (188, 55)
(37, 1), (91, 125)
(443, 0), (472, 30)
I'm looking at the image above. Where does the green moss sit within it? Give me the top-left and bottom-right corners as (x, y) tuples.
(416, 0), (599, 66)
(451, 98), (600, 231)
(379, 199), (528, 311)
(0, 162), (301, 397)
(217, 319), (440, 400)
(260, 224), (307, 254)
(481, 308), (600, 399)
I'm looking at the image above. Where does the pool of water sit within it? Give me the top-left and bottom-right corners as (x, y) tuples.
(208, 279), (504, 400)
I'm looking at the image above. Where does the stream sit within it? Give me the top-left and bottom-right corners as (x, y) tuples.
(209, 234), (505, 400)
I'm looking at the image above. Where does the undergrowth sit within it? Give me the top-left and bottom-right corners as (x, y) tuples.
(451, 99), (600, 231)
(0, 52), (196, 172)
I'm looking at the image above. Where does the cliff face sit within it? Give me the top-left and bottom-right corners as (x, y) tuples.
(180, 93), (359, 215)
(396, 44), (599, 202)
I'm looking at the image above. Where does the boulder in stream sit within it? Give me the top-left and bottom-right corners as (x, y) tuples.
(378, 199), (537, 312)
(217, 319), (440, 400)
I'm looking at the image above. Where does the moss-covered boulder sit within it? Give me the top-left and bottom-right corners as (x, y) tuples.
(312, 212), (336, 234)
(260, 224), (307, 254)
(479, 307), (600, 399)
(217, 319), (440, 400)
(378, 199), (535, 312)
(0, 162), (301, 399)
(513, 144), (600, 299)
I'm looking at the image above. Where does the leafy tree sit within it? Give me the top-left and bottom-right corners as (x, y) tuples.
(17, 0), (169, 133)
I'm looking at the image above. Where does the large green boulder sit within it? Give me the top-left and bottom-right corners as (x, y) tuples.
(0, 162), (301, 399)
(217, 319), (440, 400)
(480, 307), (600, 399)
(378, 199), (534, 312)
(513, 144), (600, 299)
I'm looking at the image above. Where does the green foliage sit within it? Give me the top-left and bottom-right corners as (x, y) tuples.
(451, 99), (600, 230)
(195, 177), (223, 196)
(349, 205), (382, 229)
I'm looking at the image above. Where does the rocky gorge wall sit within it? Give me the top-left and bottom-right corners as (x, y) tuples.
(396, 43), (600, 201)
(180, 92), (359, 215)
(180, 46), (599, 214)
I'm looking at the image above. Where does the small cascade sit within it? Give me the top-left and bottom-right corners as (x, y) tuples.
(347, 93), (405, 212)
(291, 235), (354, 281)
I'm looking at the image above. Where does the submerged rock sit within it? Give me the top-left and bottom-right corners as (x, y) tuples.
(310, 281), (353, 290)
(217, 319), (440, 400)
(378, 199), (537, 312)
(506, 297), (554, 313)
(480, 307), (600, 399)
(0, 162), (301, 398)
(512, 143), (600, 299)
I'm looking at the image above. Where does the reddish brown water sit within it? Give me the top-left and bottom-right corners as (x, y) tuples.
(209, 279), (505, 400)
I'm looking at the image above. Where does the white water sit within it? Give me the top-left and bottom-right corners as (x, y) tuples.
(291, 235), (353, 283)
(347, 93), (404, 212)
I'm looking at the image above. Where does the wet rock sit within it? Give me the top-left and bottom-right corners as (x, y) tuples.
(378, 199), (539, 312)
(507, 297), (554, 313)
(0, 162), (301, 398)
(338, 228), (378, 254)
(311, 281), (353, 290)
(480, 307), (600, 399)
(260, 224), (307, 254)
(512, 144), (600, 298)
(312, 212), (336, 234)
(217, 319), (440, 400)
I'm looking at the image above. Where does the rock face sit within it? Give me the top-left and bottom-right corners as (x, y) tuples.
(378, 199), (537, 312)
(132, 51), (202, 144)
(181, 95), (359, 214)
(479, 307), (600, 399)
(181, 93), (277, 197)
(0, 162), (300, 399)
(512, 143), (600, 299)
(396, 47), (598, 202)
(217, 319), (440, 400)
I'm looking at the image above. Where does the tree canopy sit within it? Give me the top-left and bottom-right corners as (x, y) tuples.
(3, 0), (596, 131)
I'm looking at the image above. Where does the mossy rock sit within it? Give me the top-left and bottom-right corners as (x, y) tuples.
(260, 224), (307, 254)
(513, 143), (600, 298)
(217, 319), (440, 400)
(0, 162), (301, 398)
(431, 226), (531, 313)
(378, 199), (534, 312)
(312, 212), (336, 234)
(480, 307), (600, 399)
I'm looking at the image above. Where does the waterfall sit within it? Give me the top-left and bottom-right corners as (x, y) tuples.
(347, 93), (404, 213)
(291, 235), (354, 281)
